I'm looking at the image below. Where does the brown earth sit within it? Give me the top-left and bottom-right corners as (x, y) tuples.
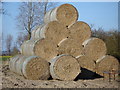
(1, 60), (120, 88)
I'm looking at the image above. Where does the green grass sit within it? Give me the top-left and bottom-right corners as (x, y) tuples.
(0, 56), (12, 61)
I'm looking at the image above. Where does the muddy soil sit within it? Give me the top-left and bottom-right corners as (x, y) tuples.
(1, 60), (120, 88)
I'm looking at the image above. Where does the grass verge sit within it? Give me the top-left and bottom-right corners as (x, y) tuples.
(0, 56), (12, 61)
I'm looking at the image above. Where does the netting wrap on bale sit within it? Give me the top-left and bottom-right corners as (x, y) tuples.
(9, 55), (23, 73)
(31, 21), (69, 44)
(31, 25), (44, 40)
(44, 4), (78, 27)
(9, 55), (50, 80)
(58, 38), (83, 57)
(20, 39), (58, 61)
(82, 38), (107, 61)
(50, 54), (80, 81)
(69, 21), (91, 44)
(15, 56), (28, 75)
(95, 55), (119, 76)
(20, 40), (38, 56)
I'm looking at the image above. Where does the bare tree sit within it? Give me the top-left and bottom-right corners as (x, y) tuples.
(43, 0), (48, 15)
(92, 27), (107, 41)
(17, 2), (56, 40)
(16, 32), (28, 49)
(0, 2), (8, 15)
(90, 24), (94, 31)
(44, 1), (48, 15)
(11, 42), (19, 56)
(0, 2), (5, 14)
(5, 34), (13, 55)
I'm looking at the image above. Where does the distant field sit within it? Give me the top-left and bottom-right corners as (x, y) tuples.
(0, 56), (12, 61)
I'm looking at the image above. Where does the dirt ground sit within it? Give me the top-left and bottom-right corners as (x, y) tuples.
(0, 60), (120, 89)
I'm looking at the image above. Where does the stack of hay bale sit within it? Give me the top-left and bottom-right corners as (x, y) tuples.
(9, 4), (119, 80)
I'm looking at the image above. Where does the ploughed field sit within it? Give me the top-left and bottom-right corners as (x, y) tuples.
(1, 60), (119, 88)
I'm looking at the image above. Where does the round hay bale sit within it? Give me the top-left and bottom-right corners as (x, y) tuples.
(31, 25), (44, 40)
(96, 56), (106, 63)
(50, 54), (80, 81)
(69, 21), (91, 44)
(76, 55), (95, 79)
(22, 56), (50, 80)
(9, 55), (50, 80)
(20, 39), (58, 61)
(76, 55), (96, 72)
(31, 21), (69, 44)
(44, 8), (53, 24)
(15, 55), (28, 75)
(82, 38), (107, 61)
(96, 55), (119, 76)
(9, 55), (22, 73)
(44, 4), (78, 27)
(20, 40), (37, 56)
(58, 38), (83, 57)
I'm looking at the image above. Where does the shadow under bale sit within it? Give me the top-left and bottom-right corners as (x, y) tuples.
(75, 67), (103, 81)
